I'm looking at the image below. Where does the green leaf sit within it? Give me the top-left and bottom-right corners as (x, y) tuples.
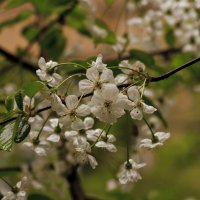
(40, 27), (66, 60)
(22, 26), (40, 41)
(22, 81), (44, 98)
(0, 10), (32, 29)
(165, 29), (175, 47)
(15, 91), (23, 111)
(67, 8), (90, 37)
(14, 117), (31, 143)
(0, 112), (15, 122)
(5, 96), (14, 112)
(144, 96), (168, 128)
(28, 194), (53, 200)
(129, 49), (155, 67)
(0, 121), (15, 151)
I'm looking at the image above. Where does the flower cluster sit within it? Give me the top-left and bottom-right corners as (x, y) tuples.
(127, 0), (200, 54)
(10, 54), (170, 192)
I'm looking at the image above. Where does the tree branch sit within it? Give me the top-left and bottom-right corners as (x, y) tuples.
(150, 57), (200, 82)
(0, 56), (200, 126)
(0, 47), (37, 73)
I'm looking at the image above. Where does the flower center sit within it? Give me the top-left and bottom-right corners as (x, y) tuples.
(95, 81), (102, 89)
(104, 100), (112, 108)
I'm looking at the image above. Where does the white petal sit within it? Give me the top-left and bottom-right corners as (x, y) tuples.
(23, 142), (33, 148)
(76, 104), (90, 116)
(64, 131), (78, 138)
(36, 69), (49, 81)
(127, 86), (140, 102)
(142, 102), (157, 114)
(107, 134), (116, 143)
(119, 60), (132, 74)
(79, 79), (94, 94)
(115, 74), (128, 85)
(155, 132), (170, 142)
(46, 134), (60, 143)
(86, 67), (99, 82)
(71, 118), (85, 130)
(101, 84), (119, 101)
(51, 94), (67, 116)
(49, 118), (59, 128)
(34, 147), (47, 156)
(83, 117), (94, 130)
(95, 141), (107, 148)
(106, 144), (117, 152)
(88, 155), (98, 169)
(100, 69), (115, 83)
(38, 57), (47, 70)
(130, 107), (143, 120)
(133, 61), (145, 72)
(65, 95), (79, 110)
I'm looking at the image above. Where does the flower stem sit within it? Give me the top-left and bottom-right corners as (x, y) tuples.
(143, 117), (156, 140)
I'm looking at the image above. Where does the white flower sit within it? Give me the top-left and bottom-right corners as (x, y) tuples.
(43, 118), (63, 143)
(36, 57), (62, 87)
(79, 66), (115, 94)
(119, 60), (145, 74)
(95, 134), (117, 152)
(127, 86), (157, 120)
(90, 84), (132, 124)
(1, 177), (28, 200)
(23, 138), (50, 156)
(51, 94), (90, 128)
(91, 54), (107, 71)
(117, 159), (146, 184)
(139, 132), (170, 149)
(69, 137), (98, 169)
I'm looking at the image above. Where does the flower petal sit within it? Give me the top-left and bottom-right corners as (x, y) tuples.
(79, 79), (94, 94)
(84, 117), (94, 130)
(46, 134), (60, 143)
(65, 95), (78, 110)
(142, 102), (157, 114)
(127, 86), (140, 102)
(86, 67), (99, 82)
(38, 57), (47, 70)
(76, 104), (90, 116)
(71, 118), (85, 130)
(130, 107), (143, 120)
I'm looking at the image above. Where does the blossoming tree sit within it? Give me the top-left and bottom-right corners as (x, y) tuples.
(0, 0), (200, 199)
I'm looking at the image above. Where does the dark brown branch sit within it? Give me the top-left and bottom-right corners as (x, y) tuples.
(0, 0), (79, 74)
(150, 57), (200, 82)
(66, 166), (86, 200)
(0, 47), (37, 73)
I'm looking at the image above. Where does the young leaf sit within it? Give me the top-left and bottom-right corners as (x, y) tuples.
(5, 96), (14, 112)
(0, 121), (15, 151)
(22, 81), (44, 98)
(40, 27), (66, 60)
(15, 91), (23, 111)
(14, 117), (31, 143)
